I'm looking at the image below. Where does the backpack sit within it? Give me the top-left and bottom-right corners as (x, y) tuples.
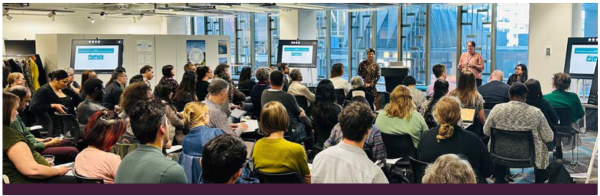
(546, 160), (574, 183)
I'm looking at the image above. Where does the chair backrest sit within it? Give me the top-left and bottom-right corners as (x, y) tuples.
(489, 127), (536, 168)
(54, 113), (80, 142)
(409, 156), (429, 184)
(312, 122), (334, 151)
(239, 89), (252, 97)
(177, 153), (202, 184)
(554, 106), (575, 125)
(334, 89), (346, 105)
(251, 99), (262, 119)
(111, 143), (139, 159)
(255, 169), (304, 183)
(294, 96), (310, 114)
(381, 133), (416, 160)
(483, 102), (499, 110)
(72, 166), (104, 184)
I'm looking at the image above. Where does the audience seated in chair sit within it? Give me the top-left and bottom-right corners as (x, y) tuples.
(118, 82), (153, 144)
(345, 76), (375, 111)
(154, 83), (186, 147)
(182, 102), (224, 156)
(422, 154), (477, 184)
(173, 72), (198, 112)
(115, 100), (187, 183)
(403, 76), (427, 110)
(3, 92), (73, 183)
(311, 79), (342, 148)
(214, 64), (246, 112)
(426, 64), (456, 98)
(65, 68), (81, 96)
(30, 70), (83, 137)
(261, 70), (309, 142)
(478, 70), (510, 104)
(204, 78), (248, 136)
(312, 102), (389, 183)
(329, 63), (351, 96)
(449, 70), (486, 136)
(159, 65), (179, 95)
(375, 85), (429, 148)
(238, 66), (256, 96)
(76, 78), (107, 125)
(323, 97), (387, 163)
(543, 72), (585, 159)
(420, 79), (449, 128)
(277, 63), (291, 92)
(253, 102), (311, 184)
(417, 96), (494, 183)
(102, 71), (127, 111)
(484, 83), (553, 183)
(200, 134), (248, 184)
(79, 70), (97, 99)
(9, 86), (79, 165)
(250, 67), (272, 118)
(287, 69), (315, 104)
(75, 111), (125, 184)
(525, 79), (559, 156)
(195, 66), (212, 102)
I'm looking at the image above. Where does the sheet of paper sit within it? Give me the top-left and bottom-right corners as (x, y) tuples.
(167, 145), (182, 154)
(244, 120), (259, 132)
(385, 157), (403, 165)
(138, 55), (145, 64)
(231, 109), (247, 119)
(53, 162), (74, 176)
(136, 40), (153, 52)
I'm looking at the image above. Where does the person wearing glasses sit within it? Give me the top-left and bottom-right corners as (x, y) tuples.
(458, 41), (485, 87)
(65, 68), (81, 95)
(102, 71), (127, 110)
(358, 48), (380, 109)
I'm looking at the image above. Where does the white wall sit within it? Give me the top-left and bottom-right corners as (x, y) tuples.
(528, 3), (575, 93)
(279, 9), (318, 84)
(2, 15), (166, 40)
(279, 9), (299, 40)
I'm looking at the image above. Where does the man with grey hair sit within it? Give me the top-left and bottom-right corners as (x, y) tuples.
(478, 70), (510, 104)
(204, 78), (248, 136)
(65, 68), (81, 95)
(346, 76), (375, 111)
(287, 69), (315, 103)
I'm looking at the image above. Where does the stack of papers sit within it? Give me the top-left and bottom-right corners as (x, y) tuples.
(244, 120), (259, 133)
(166, 145), (183, 154)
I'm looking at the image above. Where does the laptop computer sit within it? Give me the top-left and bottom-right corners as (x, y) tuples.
(460, 107), (476, 129)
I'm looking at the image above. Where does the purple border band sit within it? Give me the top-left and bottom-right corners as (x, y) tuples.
(3, 184), (598, 195)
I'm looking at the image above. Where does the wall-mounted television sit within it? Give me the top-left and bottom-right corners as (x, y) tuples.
(70, 39), (124, 74)
(277, 40), (318, 68)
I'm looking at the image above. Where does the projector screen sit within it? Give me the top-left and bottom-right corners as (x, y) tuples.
(281, 45), (314, 64)
(74, 45), (120, 70)
(568, 45), (598, 75)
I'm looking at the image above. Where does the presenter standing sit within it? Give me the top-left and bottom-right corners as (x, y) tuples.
(459, 41), (485, 86)
(358, 48), (380, 109)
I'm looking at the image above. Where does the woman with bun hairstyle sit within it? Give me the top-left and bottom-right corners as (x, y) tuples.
(417, 96), (494, 183)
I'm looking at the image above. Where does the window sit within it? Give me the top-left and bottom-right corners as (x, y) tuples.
(270, 14), (280, 68)
(254, 14), (268, 69)
(376, 7), (399, 66)
(207, 17), (220, 35)
(429, 4), (457, 85)
(582, 3), (598, 37)
(194, 16), (206, 35)
(317, 11), (327, 79)
(351, 11), (372, 79)
(237, 14), (251, 68)
(223, 16), (236, 65)
(496, 3), (529, 82)
(460, 4), (493, 83)
(330, 10), (350, 80)
(402, 4), (428, 85)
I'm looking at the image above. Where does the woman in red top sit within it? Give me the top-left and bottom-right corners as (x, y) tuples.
(459, 41), (485, 87)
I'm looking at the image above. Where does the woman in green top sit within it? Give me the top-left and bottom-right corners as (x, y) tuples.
(543, 73), (585, 123)
(375, 85), (429, 148)
(253, 101), (311, 183)
(3, 92), (70, 183)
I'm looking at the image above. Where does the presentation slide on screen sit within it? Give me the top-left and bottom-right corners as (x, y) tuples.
(569, 45), (598, 75)
(74, 45), (119, 70)
(281, 45), (313, 64)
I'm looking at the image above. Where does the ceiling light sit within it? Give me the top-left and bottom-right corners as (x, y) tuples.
(47, 11), (55, 21)
(5, 14), (13, 21)
(100, 12), (106, 20)
(87, 16), (95, 24)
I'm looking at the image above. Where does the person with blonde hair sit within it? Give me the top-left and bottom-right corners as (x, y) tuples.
(422, 154), (477, 184)
(252, 101), (311, 183)
(375, 85), (428, 148)
(4, 72), (25, 91)
(417, 96), (493, 183)
(182, 102), (224, 156)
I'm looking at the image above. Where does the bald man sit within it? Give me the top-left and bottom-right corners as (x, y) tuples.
(477, 70), (510, 104)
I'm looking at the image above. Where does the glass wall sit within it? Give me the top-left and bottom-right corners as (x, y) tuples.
(222, 16), (236, 65)
(237, 14), (252, 68)
(460, 4), (493, 83)
(207, 17), (220, 35)
(376, 7), (399, 66)
(330, 10), (350, 80)
(351, 11), (373, 79)
(270, 14), (280, 68)
(316, 11), (327, 79)
(429, 4), (457, 84)
(582, 3), (598, 37)
(254, 14), (269, 69)
(495, 3), (529, 82)
(194, 16), (206, 35)
(402, 4), (428, 85)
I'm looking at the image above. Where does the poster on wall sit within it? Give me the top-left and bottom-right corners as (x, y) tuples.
(186, 40), (206, 66)
(219, 57), (228, 65)
(218, 40), (228, 55)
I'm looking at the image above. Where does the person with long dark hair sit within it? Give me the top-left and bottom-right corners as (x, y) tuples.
(525, 79), (560, 158)
(507, 64), (528, 86)
(195, 66), (213, 101)
(311, 80), (343, 148)
(79, 70), (97, 98)
(155, 83), (185, 146)
(118, 82), (153, 144)
(75, 111), (126, 184)
(159, 65), (179, 94)
(420, 79), (450, 128)
(238, 66), (256, 96)
(173, 72), (198, 112)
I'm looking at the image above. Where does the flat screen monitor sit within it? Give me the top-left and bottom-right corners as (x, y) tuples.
(564, 37), (598, 79)
(70, 39), (124, 74)
(3, 40), (36, 55)
(277, 40), (317, 68)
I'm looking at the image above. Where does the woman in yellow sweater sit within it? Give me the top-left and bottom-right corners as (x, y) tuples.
(253, 101), (311, 183)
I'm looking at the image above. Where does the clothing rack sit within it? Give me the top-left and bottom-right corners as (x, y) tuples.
(3, 54), (36, 59)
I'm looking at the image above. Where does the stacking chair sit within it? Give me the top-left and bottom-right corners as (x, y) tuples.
(554, 107), (582, 166)
(177, 153), (202, 184)
(111, 143), (139, 159)
(312, 121), (334, 153)
(334, 89), (346, 105)
(73, 166), (104, 184)
(381, 133), (416, 169)
(409, 156), (430, 184)
(489, 127), (536, 179)
(54, 113), (81, 142)
(294, 95), (311, 114)
(254, 169), (304, 183)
